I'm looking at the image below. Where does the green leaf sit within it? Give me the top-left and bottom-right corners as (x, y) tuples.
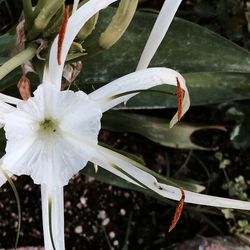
(0, 57), (9, 65)
(0, 34), (16, 57)
(102, 111), (225, 150)
(80, 7), (250, 85)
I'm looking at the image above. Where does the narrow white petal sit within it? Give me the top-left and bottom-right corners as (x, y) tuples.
(48, 0), (118, 89)
(0, 100), (16, 127)
(90, 67), (190, 127)
(91, 153), (140, 186)
(0, 166), (7, 187)
(136, 0), (182, 70)
(0, 93), (21, 105)
(92, 145), (250, 210)
(59, 133), (250, 210)
(41, 185), (65, 250)
(42, 65), (54, 86)
(72, 0), (80, 14)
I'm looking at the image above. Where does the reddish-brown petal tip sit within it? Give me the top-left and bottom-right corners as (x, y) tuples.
(176, 77), (184, 122)
(168, 187), (185, 233)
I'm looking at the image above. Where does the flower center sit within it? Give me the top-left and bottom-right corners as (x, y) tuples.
(40, 118), (58, 133)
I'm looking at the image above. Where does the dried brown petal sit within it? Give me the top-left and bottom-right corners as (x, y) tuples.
(168, 187), (185, 233)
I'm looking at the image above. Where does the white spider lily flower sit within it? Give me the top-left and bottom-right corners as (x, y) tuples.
(0, 0), (249, 249)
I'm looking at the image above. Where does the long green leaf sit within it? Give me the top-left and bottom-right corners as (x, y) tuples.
(79, 7), (250, 85)
(102, 111), (225, 150)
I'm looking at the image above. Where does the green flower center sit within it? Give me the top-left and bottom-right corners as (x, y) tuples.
(40, 119), (57, 133)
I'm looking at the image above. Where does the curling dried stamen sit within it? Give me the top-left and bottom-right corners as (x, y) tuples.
(176, 77), (184, 122)
(168, 187), (185, 233)
(57, 5), (70, 65)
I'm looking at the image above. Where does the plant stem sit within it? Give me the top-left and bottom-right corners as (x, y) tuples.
(33, 0), (49, 17)
(22, 0), (34, 30)
(0, 46), (37, 80)
(27, 0), (64, 40)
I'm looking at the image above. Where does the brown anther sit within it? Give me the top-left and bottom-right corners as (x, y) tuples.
(18, 75), (31, 100)
(57, 5), (70, 65)
(176, 77), (184, 122)
(168, 187), (185, 233)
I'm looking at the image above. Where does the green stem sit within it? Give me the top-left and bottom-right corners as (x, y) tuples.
(2, 170), (21, 250)
(22, 0), (34, 30)
(33, 0), (49, 17)
(42, 4), (65, 38)
(0, 46), (37, 80)
(48, 198), (56, 250)
(27, 0), (63, 40)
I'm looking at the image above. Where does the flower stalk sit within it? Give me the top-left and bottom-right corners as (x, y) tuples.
(27, 0), (64, 41)
(22, 0), (34, 30)
(41, 185), (65, 250)
(0, 46), (37, 80)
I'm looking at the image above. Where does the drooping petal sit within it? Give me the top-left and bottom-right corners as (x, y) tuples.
(48, 0), (118, 89)
(136, 0), (182, 70)
(60, 132), (250, 210)
(92, 145), (250, 210)
(0, 93), (21, 105)
(41, 185), (65, 250)
(89, 67), (190, 127)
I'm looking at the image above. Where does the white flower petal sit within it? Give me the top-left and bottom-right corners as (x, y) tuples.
(41, 185), (65, 250)
(0, 166), (7, 187)
(89, 67), (190, 127)
(48, 0), (118, 89)
(92, 145), (250, 210)
(0, 93), (21, 105)
(136, 0), (182, 70)
(72, 0), (80, 13)
(0, 100), (16, 127)
(4, 84), (102, 187)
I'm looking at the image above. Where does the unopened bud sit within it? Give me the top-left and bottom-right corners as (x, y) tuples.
(77, 12), (99, 41)
(99, 0), (138, 49)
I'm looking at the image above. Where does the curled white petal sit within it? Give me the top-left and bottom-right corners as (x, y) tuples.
(48, 0), (118, 89)
(90, 67), (190, 127)
(136, 0), (182, 70)
(92, 145), (250, 210)
(41, 185), (65, 250)
(58, 133), (250, 210)
(0, 93), (21, 105)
